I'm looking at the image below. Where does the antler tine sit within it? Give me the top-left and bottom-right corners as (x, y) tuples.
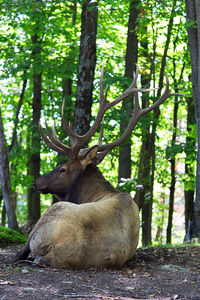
(106, 65), (156, 110)
(63, 65), (110, 147)
(98, 117), (104, 145)
(142, 73), (183, 115)
(45, 120), (73, 158)
(61, 99), (80, 140)
(38, 121), (67, 156)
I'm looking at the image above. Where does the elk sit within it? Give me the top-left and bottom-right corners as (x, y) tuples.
(14, 65), (178, 269)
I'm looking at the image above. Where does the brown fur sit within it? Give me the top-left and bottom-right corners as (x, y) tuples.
(14, 147), (140, 269)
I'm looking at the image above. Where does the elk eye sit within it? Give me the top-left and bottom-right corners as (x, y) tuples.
(60, 167), (66, 174)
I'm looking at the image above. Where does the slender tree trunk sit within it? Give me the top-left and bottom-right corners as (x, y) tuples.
(155, 193), (165, 243)
(184, 96), (195, 232)
(73, 0), (98, 135)
(62, 2), (77, 123)
(133, 5), (158, 245)
(118, 0), (140, 184)
(166, 99), (178, 244)
(166, 39), (182, 243)
(27, 33), (42, 226)
(185, 0), (200, 239)
(137, 71), (152, 246)
(134, 11), (157, 246)
(0, 73), (27, 228)
(0, 109), (19, 231)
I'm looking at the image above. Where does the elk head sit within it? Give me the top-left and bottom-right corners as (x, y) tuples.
(33, 145), (99, 200)
(34, 64), (180, 200)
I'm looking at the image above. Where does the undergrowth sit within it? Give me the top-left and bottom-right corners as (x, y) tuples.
(142, 239), (200, 250)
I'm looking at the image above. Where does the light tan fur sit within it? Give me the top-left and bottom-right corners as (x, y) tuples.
(29, 193), (139, 269)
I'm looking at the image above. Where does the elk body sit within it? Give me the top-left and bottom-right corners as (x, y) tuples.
(14, 65), (178, 269)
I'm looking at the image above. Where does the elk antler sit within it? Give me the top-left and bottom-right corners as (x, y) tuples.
(39, 64), (182, 161)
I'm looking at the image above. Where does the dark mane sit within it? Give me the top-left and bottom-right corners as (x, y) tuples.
(67, 164), (117, 204)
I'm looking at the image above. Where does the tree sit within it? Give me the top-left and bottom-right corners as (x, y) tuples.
(166, 53), (185, 244)
(185, 0), (200, 239)
(184, 94), (196, 232)
(0, 109), (19, 231)
(0, 66), (27, 230)
(118, 0), (140, 184)
(133, 5), (153, 245)
(27, 2), (44, 226)
(73, 0), (98, 135)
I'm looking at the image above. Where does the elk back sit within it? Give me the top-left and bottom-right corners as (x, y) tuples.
(28, 193), (139, 269)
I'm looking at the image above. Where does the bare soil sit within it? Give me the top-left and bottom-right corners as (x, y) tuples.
(0, 245), (200, 300)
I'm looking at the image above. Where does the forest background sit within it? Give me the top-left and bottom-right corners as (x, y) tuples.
(0, 0), (199, 247)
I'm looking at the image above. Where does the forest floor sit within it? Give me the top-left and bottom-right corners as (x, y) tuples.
(0, 244), (200, 300)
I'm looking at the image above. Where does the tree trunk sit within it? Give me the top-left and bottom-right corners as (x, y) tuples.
(73, 0), (98, 135)
(185, 0), (200, 239)
(0, 109), (19, 231)
(27, 33), (42, 226)
(133, 15), (154, 246)
(166, 157), (176, 244)
(155, 193), (165, 243)
(118, 0), (140, 184)
(137, 72), (152, 246)
(62, 2), (77, 124)
(166, 42), (181, 243)
(184, 96), (195, 232)
(0, 73), (27, 229)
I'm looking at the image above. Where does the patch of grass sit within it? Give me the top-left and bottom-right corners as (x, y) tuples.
(0, 226), (27, 247)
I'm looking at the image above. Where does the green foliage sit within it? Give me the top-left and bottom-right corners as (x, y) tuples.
(0, 226), (27, 247)
(165, 142), (185, 159)
(118, 177), (137, 194)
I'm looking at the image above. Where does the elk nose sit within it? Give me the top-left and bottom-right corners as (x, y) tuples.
(32, 182), (36, 190)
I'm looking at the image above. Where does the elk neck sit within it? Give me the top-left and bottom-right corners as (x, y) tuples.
(66, 164), (117, 204)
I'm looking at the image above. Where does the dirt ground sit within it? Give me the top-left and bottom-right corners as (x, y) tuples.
(0, 244), (200, 300)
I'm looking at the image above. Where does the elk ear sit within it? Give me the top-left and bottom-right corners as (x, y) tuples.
(79, 145), (99, 169)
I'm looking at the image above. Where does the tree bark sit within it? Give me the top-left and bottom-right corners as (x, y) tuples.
(0, 72), (27, 228)
(135, 69), (152, 246)
(27, 33), (42, 226)
(0, 109), (19, 231)
(166, 121), (177, 244)
(155, 194), (165, 243)
(73, 0), (98, 135)
(118, 0), (140, 184)
(184, 96), (195, 232)
(166, 37), (184, 243)
(185, 0), (200, 239)
(62, 2), (77, 124)
(134, 8), (157, 246)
